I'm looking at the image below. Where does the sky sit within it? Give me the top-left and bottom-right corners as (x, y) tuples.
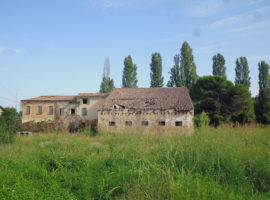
(0, 0), (270, 109)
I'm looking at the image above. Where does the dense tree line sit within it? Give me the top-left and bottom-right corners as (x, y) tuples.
(99, 41), (270, 125)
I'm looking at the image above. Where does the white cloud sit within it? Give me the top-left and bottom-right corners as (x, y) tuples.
(0, 46), (24, 54)
(248, 54), (270, 61)
(183, 0), (228, 18)
(195, 41), (229, 54)
(153, 33), (187, 43)
(210, 6), (270, 28)
(227, 20), (270, 33)
(0, 46), (7, 53)
(89, 0), (167, 10)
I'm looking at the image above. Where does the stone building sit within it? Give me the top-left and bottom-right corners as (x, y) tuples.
(98, 87), (194, 131)
(0, 106), (5, 116)
(21, 93), (108, 124)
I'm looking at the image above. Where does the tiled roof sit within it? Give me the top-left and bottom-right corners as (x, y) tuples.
(21, 96), (76, 102)
(101, 87), (194, 111)
(77, 93), (109, 97)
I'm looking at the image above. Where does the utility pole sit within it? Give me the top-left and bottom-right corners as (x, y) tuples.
(15, 89), (18, 111)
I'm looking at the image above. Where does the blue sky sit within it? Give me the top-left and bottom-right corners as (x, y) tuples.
(0, 0), (270, 108)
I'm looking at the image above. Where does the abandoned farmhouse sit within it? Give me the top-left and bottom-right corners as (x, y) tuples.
(21, 87), (194, 130)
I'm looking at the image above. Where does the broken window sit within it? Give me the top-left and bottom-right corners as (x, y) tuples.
(48, 106), (54, 115)
(83, 98), (88, 104)
(59, 108), (63, 116)
(109, 121), (116, 126)
(158, 121), (166, 126)
(37, 106), (42, 115)
(81, 108), (87, 116)
(26, 106), (31, 115)
(71, 108), (75, 115)
(142, 121), (149, 126)
(145, 99), (155, 106)
(114, 104), (126, 110)
(125, 121), (132, 126)
(175, 121), (183, 126)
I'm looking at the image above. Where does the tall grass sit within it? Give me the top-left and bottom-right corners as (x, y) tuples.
(0, 126), (269, 199)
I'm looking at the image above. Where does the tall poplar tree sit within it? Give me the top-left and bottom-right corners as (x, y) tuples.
(180, 41), (197, 88)
(122, 55), (138, 88)
(256, 61), (270, 124)
(212, 53), (226, 78)
(235, 57), (251, 90)
(99, 58), (115, 93)
(167, 54), (183, 87)
(150, 53), (164, 87)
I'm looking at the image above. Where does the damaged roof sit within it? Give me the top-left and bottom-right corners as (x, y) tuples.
(77, 93), (109, 97)
(101, 87), (194, 111)
(21, 96), (76, 102)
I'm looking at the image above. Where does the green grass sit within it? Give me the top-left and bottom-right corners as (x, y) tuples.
(0, 126), (270, 199)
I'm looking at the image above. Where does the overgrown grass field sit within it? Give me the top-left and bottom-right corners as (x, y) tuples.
(0, 126), (270, 199)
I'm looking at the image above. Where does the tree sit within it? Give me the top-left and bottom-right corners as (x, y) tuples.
(99, 58), (115, 93)
(180, 41), (197, 88)
(167, 54), (183, 87)
(150, 53), (164, 87)
(0, 107), (20, 144)
(190, 76), (254, 126)
(255, 61), (270, 124)
(212, 53), (226, 78)
(122, 56), (138, 88)
(100, 77), (115, 93)
(235, 57), (251, 90)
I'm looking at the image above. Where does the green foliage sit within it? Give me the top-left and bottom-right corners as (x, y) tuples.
(195, 111), (210, 128)
(100, 77), (115, 93)
(0, 107), (20, 144)
(212, 53), (226, 78)
(150, 52), (164, 87)
(167, 54), (183, 87)
(0, 128), (270, 199)
(235, 57), (251, 90)
(230, 84), (255, 124)
(190, 76), (254, 126)
(180, 41), (197, 88)
(256, 61), (270, 124)
(122, 55), (138, 88)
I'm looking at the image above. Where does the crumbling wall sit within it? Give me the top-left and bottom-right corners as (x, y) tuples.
(98, 109), (194, 132)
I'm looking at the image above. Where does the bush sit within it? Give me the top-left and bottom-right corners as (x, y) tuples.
(195, 111), (210, 128)
(0, 107), (20, 144)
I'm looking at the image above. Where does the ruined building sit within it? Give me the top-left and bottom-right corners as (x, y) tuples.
(98, 87), (194, 130)
(21, 87), (194, 130)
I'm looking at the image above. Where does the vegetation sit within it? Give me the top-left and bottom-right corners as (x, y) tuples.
(0, 107), (20, 144)
(235, 57), (251, 90)
(190, 76), (254, 126)
(180, 41), (197, 89)
(0, 127), (269, 199)
(100, 58), (115, 93)
(212, 53), (226, 78)
(167, 54), (182, 87)
(100, 77), (115, 93)
(122, 56), (138, 88)
(255, 61), (270, 124)
(150, 52), (164, 87)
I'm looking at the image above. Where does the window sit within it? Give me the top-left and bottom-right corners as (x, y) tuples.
(158, 121), (166, 126)
(142, 121), (149, 126)
(48, 106), (54, 115)
(71, 108), (76, 115)
(37, 106), (42, 115)
(26, 106), (31, 115)
(175, 121), (183, 126)
(109, 121), (116, 126)
(81, 108), (87, 116)
(125, 121), (132, 126)
(82, 98), (88, 104)
(59, 108), (63, 116)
